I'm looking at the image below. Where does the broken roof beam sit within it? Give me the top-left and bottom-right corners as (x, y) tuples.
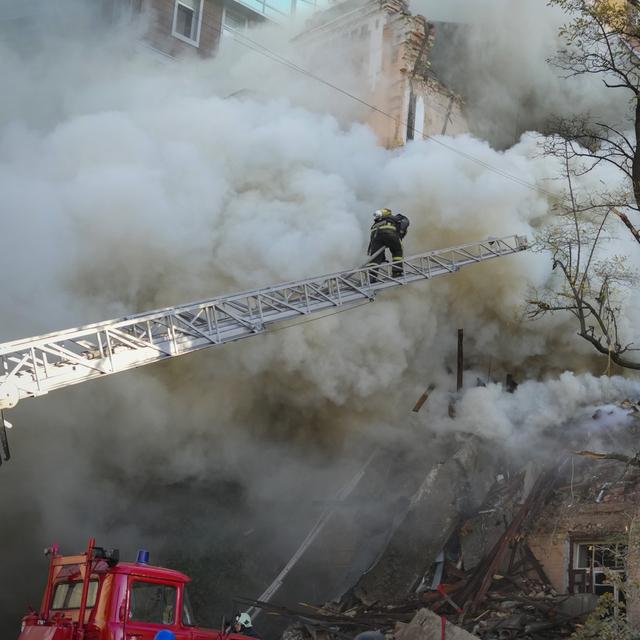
(574, 449), (640, 467)
(458, 463), (562, 613)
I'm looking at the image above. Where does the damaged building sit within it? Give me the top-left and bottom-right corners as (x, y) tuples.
(101, 0), (466, 147)
(292, 0), (467, 147)
(244, 400), (640, 640)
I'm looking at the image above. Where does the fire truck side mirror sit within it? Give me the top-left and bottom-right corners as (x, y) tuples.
(118, 601), (126, 623)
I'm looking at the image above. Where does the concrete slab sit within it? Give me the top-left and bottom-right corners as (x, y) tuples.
(395, 609), (479, 640)
(353, 435), (497, 606)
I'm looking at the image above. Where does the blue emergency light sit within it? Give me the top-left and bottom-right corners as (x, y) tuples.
(136, 549), (150, 564)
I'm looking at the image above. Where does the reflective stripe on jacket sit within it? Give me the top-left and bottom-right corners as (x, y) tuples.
(370, 220), (399, 235)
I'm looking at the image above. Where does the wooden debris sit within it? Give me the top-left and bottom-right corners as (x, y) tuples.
(574, 450), (640, 467)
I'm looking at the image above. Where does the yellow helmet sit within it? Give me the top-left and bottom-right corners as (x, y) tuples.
(373, 208), (392, 220)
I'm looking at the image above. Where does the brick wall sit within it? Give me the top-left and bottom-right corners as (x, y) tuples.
(525, 468), (640, 595)
(144, 0), (223, 57)
(295, 0), (468, 149)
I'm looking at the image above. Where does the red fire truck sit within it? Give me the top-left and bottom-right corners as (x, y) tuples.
(18, 538), (255, 640)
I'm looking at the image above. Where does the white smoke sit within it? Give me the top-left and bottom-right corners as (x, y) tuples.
(0, 0), (639, 633)
(454, 372), (640, 441)
(417, 0), (629, 147)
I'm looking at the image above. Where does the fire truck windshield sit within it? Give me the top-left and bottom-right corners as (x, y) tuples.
(51, 580), (99, 610)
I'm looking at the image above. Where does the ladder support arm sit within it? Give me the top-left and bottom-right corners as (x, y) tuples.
(0, 235), (527, 410)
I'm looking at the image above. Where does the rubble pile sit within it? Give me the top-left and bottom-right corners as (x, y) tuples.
(249, 401), (640, 640)
(454, 576), (583, 639)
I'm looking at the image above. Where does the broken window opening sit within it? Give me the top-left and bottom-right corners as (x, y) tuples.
(406, 91), (416, 141)
(570, 541), (627, 603)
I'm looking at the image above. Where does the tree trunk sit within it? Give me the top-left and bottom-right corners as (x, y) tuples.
(626, 510), (640, 630)
(633, 98), (640, 211)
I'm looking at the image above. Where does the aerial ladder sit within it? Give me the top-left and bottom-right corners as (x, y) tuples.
(0, 235), (527, 462)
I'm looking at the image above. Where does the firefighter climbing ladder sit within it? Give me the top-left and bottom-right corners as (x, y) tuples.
(0, 235), (527, 416)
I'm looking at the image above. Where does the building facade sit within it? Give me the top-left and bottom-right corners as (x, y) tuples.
(103, 0), (298, 58)
(294, 0), (467, 148)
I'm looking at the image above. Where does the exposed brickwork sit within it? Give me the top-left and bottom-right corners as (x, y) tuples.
(525, 461), (640, 596)
(527, 534), (566, 593)
(628, 512), (640, 630)
(295, 0), (467, 149)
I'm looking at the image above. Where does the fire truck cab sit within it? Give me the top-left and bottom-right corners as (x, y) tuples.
(18, 539), (252, 640)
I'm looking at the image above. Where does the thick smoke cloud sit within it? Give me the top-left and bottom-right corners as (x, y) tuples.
(419, 0), (630, 147)
(0, 1), (639, 635)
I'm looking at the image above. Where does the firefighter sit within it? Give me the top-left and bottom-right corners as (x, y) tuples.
(366, 208), (410, 278)
(232, 612), (261, 639)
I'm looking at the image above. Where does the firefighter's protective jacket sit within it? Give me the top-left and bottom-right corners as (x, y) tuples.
(367, 213), (410, 254)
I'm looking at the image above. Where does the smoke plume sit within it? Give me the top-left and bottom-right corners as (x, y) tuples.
(418, 0), (630, 147)
(0, 1), (639, 635)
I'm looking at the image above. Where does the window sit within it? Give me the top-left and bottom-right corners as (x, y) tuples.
(220, 6), (251, 48)
(172, 0), (203, 46)
(223, 6), (249, 33)
(129, 581), (177, 625)
(51, 580), (99, 610)
(182, 587), (196, 626)
(406, 91), (416, 141)
(570, 542), (627, 602)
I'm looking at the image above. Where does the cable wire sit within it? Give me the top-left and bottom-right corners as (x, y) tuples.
(221, 25), (561, 201)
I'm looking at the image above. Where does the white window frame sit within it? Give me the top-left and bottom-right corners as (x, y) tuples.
(572, 541), (626, 602)
(221, 6), (250, 36)
(219, 5), (250, 49)
(171, 0), (204, 47)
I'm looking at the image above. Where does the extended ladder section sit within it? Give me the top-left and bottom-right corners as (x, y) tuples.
(0, 235), (527, 410)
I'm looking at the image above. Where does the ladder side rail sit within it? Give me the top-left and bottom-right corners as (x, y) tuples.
(0, 238), (522, 371)
(0, 237), (527, 401)
(0, 235), (525, 353)
(0, 236), (527, 406)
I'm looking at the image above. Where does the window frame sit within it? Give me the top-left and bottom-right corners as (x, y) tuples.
(171, 0), (204, 47)
(126, 578), (180, 628)
(50, 579), (100, 611)
(569, 540), (627, 602)
(181, 585), (197, 627)
(221, 5), (250, 36)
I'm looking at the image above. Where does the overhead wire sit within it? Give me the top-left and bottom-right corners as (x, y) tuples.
(220, 24), (561, 201)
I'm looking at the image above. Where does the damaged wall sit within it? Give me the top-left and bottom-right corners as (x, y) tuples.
(527, 459), (640, 599)
(295, 0), (466, 148)
(349, 434), (497, 606)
